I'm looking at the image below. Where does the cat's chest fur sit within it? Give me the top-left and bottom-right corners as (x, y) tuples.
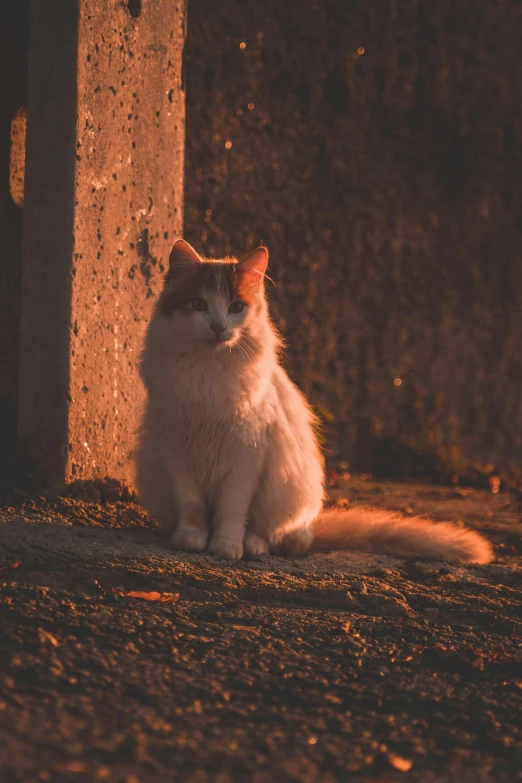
(155, 353), (275, 491)
(161, 352), (276, 444)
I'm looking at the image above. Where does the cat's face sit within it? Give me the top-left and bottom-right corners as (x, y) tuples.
(159, 240), (268, 349)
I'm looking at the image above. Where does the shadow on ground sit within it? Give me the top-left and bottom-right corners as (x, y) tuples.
(0, 477), (521, 782)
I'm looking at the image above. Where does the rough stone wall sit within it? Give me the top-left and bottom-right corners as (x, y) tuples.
(19, 0), (185, 489)
(184, 0), (522, 478)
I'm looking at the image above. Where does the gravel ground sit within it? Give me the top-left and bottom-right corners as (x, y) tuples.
(0, 477), (521, 782)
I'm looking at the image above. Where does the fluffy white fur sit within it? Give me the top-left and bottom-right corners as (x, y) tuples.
(136, 240), (493, 565)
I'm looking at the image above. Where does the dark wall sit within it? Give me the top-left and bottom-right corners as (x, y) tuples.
(184, 0), (522, 479)
(0, 2), (29, 455)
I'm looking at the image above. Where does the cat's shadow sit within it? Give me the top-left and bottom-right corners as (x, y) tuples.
(0, 517), (168, 565)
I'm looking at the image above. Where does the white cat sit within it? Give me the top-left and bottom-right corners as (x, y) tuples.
(136, 240), (493, 564)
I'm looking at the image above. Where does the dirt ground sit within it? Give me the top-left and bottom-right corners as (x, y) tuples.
(0, 475), (521, 783)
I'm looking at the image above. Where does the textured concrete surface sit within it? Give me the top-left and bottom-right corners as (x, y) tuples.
(0, 476), (520, 782)
(184, 0), (522, 479)
(18, 0), (185, 489)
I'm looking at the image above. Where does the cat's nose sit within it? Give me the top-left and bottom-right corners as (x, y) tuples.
(210, 323), (226, 337)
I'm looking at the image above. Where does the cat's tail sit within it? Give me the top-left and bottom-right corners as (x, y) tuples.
(311, 507), (493, 564)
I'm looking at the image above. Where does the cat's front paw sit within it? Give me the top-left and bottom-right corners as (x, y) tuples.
(208, 536), (244, 561)
(170, 529), (208, 553)
(244, 533), (269, 557)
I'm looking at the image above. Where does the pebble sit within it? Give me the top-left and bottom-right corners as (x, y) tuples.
(352, 580), (368, 594)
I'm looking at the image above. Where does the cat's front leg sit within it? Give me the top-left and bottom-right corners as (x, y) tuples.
(208, 459), (262, 561)
(166, 455), (208, 553)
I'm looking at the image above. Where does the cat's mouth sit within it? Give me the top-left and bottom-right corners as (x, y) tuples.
(208, 332), (236, 348)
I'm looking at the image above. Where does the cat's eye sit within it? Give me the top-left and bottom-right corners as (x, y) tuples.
(229, 301), (244, 314)
(191, 297), (208, 311)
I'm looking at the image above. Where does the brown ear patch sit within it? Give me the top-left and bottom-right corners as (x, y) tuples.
(158, 247), (267, 316)
(159, 272), (205, 315)
(159, 261), (237, 316)
(235, 247), (268, 304)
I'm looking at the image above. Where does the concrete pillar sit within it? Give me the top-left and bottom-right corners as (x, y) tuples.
(18, 0), (185, 490)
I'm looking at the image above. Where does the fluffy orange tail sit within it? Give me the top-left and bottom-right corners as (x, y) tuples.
(312, 507), (493, 564)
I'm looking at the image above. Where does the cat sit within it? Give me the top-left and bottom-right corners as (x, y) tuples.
(135, 239), (493, 565)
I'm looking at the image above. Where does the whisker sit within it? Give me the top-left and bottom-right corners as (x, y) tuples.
(243, 334), (258, 353)
(237, 338), (255, 362)
(236, 341), (249, 362)
(238, 344), (250, 362)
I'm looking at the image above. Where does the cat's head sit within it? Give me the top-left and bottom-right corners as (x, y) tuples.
(158, 239), (268, 349)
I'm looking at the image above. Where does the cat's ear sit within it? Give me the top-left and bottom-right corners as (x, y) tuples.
(168, 239), (201, 274)
(237, 246), (268, 279)
(236, 246), (268, 302)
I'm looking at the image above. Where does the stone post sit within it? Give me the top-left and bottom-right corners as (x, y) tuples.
(18, 0), (185, 490)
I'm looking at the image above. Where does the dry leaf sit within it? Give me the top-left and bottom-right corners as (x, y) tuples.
(387, 752), (413, 772)
(125, 591), (179, 603)
(472, 656), (484, 671)
(38, 628), (59, 647)
(53, 761), (87, 773)
(488, 475), (500, 494)
(230, 624), (260, 634)
(325, 693), (342, 704)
